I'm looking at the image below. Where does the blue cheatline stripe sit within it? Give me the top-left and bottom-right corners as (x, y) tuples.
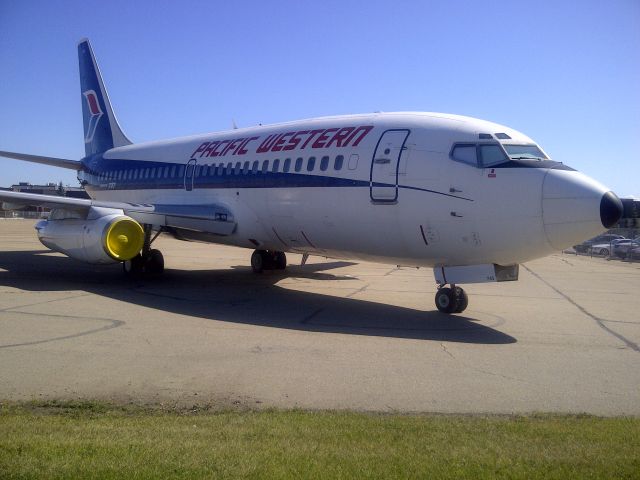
(81, 157), (473, 201)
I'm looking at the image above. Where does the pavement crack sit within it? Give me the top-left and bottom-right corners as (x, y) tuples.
(346, 283), (370, 298)
(383, 267), (401, 276)
(440, 342), (455, 359)
(523, 264), (640, 353)
(300, 308), (324, 325)
(0, 293), (93, 313)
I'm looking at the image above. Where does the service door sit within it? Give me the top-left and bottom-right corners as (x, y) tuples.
(184, 158), (197, 191)
(370, 129), (409, 202)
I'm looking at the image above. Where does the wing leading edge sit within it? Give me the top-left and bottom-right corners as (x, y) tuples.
(0, 190), (236, 236)
(0, 151), (82, 170)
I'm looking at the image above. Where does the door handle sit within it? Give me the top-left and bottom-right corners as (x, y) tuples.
(374, 158), (391, 164)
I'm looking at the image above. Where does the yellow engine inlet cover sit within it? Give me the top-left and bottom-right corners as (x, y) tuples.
(105, 218), (144, 260)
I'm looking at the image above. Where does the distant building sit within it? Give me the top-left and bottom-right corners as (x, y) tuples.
(1, 182), (89, 216)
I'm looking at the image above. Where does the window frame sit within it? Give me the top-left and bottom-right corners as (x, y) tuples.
(449, 141), (509, 168)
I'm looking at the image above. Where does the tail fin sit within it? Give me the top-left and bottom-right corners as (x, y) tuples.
(78, 38), (131, 156)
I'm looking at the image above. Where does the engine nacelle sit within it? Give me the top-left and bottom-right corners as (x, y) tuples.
(35, 207), (145, 264)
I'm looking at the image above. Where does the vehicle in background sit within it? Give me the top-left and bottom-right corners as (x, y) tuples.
(628, 246), (640, 261)
(573, 234), (626, 253)
(588, 239), (628, 256)
(612, 239), (640, 258)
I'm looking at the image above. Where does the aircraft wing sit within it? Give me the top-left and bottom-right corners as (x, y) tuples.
(0, 190), (236, 236)
(0, 150), (82, 170)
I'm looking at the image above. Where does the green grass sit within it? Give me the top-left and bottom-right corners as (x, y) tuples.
(1, 401), (639, 479)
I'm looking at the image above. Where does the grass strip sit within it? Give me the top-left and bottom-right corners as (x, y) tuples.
(1, 401), (638, 479)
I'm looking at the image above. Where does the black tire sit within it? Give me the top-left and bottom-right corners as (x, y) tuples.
(145, 249), (165, 275)
(454, 287), (468, 313)
(123, 254), (144, 277)
(274, 251), (287, 270)
(435, 287), (458, 314)
(251, 250), (266, 273)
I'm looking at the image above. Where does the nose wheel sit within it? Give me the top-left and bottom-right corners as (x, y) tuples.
(251, 250), (287, 273)
(435, 285), (468, 314)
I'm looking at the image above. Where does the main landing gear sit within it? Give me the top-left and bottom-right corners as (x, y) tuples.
(123, 225), (164, 277)
(251, 250), (287, 273)
(435, 284), (468, 314)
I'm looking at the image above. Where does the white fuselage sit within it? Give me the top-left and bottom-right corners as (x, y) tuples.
(80, 112), (610, 268)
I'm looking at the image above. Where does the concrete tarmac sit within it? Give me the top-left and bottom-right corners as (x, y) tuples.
(1, 219), (638, 415)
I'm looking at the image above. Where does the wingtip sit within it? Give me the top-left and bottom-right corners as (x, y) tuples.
(77, 37), (90, 46)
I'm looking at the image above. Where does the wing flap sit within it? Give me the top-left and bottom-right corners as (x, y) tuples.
(122, 204), (236, 236)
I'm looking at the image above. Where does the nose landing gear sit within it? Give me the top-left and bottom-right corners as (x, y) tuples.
(251, 250), (287, 273)
(435, 284), (468, 313)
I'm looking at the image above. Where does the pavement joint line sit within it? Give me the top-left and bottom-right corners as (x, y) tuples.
(0, 293), (93, 313)
(522, 264), (640, 353)
(0, 313), (125, 349)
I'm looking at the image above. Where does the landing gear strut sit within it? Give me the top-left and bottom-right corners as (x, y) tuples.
(123, 225), (164, 277)
(435, 284), (468, 314)
(251, 250), (287, 273)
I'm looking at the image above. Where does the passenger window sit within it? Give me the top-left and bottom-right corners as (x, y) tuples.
(283, 158), (291, 173)
(243, 161), (250, 174)
(295, 157), (303, 172)
(348, 154), (359, 170)
(307, 157), (316, 172)
(178, 166), (185, 177)
(133, 170), (139, 180)
(451, 145), (478, 166)
(235, 162), (242, 174)
(479, 145), (508, 167)
(151, 168), (157, 178)
(170, 166), (176, 177)
(252, 160), (259, 173)
(320, 156), (329, 171)
(334, 155), (344, 170)
(272, 159), (280, 173)
(261, 160), (269, 173)
(227, 162), (233, 174)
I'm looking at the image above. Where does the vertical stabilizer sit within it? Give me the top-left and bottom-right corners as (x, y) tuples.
(78, 38), (131, 156)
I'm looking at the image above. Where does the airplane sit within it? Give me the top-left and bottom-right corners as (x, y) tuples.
(0, 39), (623, 314)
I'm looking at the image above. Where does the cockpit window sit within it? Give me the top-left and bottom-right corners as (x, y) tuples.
(479, 144), (508, 167)
(503, 144), (548, 160)
(451, 143), (509, 168)
(451, 145), (478, 166)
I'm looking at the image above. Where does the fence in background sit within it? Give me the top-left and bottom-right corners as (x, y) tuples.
(0, 211), (48, 219)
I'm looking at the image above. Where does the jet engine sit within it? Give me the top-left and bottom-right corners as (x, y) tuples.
(35, 206), (144, 264)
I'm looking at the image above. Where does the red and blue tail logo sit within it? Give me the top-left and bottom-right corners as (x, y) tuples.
(82, 90), (104, 144)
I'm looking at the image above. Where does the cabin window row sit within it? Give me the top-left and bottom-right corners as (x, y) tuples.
(97, 155), (345, 181)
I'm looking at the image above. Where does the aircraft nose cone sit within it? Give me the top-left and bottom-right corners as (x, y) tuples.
(600, 191), (623, 228)
(542, 170), (614, 250)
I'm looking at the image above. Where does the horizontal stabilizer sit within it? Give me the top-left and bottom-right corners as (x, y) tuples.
(0, 151), (81, 170)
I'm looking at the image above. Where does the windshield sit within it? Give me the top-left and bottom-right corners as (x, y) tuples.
(503, 144), (548, 160)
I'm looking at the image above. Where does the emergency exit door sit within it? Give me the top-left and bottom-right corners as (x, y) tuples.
(370, 129), (409, 202)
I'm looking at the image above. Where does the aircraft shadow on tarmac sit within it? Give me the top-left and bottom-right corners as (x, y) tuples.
(0, 250), (516, 344)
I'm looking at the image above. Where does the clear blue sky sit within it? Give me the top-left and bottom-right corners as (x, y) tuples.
(1, 0), (638, 197)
